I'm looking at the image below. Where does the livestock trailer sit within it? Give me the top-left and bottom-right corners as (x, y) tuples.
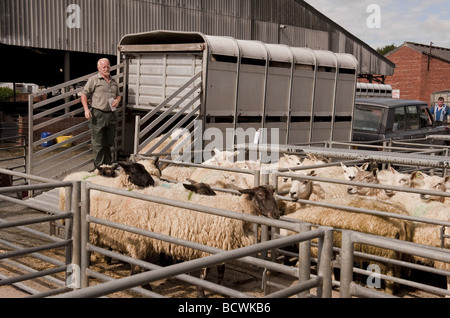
(118, 30), (358, 155)
(356, 83), (392, 98)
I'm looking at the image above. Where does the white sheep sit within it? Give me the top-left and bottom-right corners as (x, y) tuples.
(139, 128), (191, 156)
(347, 168), (450, 295)
(201, 148), (240, 165)
(286, 168), (349, 215)
(59, 161), (157, 211)
(281, 196), (412, 294)
(87, 184), (280, 297)
(340, 162), (369, 181)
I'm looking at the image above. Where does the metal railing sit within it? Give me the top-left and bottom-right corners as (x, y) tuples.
(2, 153), (450, 298)
(48, 180), (333, 298)
(340, 231), (450, 298)
(0, 169), (79, 297)
(133, 72), (202, 163)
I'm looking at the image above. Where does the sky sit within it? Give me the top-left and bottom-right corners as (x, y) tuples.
(304, 0), (450, 50)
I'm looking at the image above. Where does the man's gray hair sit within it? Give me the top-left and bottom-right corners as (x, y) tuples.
(97, 58), (110, 67)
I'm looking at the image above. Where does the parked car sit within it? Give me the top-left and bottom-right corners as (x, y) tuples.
(352, 98), (450, 145)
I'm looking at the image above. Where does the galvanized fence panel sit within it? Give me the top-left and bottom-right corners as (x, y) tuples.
(340, 231), (450, 298)
(133, 71), (202, 164)
(48, 180), (333, 298)
(0, 168), (79, 297)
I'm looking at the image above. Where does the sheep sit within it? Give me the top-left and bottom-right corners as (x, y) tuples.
(139, 128), (192, 170)
(286, 168), (349, 214)
(135, 157), (162, 181)
(183, 179), (217, 196)
(281, 196), (412, 294)
(410, 211), (450, 296)
(139, 128), (191, 156)
(59, 161), (156, 211)
(94, 163), (119, 178)
(87, 184), (280, 297)
(161, 165), (196, 183)
(340, 162), (370, 181)
(347, 167), (450, 295)
(202, 148), (240, 165)
(188, 164), (253, 190)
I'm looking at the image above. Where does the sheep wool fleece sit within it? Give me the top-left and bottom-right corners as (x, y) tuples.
(88, 185), (259, 263)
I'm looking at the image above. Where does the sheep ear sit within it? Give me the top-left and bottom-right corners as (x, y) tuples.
(411, 171), (425, 180)
(238, 188), (255, 196)
(118, 161), (131, 172)
(186, 179), (199, 185)
(183, 183), (197, 192)
(361, 162), (370, 171)
(389, 167), (398, 174)
(149, 157), (159, 166)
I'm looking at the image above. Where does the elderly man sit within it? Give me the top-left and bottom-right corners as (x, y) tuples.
(81, 58), (121, 167)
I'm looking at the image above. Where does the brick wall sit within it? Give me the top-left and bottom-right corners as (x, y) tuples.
(385, 46), (450, 104)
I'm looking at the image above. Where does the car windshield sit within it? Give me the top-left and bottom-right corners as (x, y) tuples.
(353, 106), (385, 133)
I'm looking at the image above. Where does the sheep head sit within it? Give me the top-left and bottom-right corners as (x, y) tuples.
(347, 168), (380, 196)
(183, 179), (217, 196)
(412, 172), (446, 202)
(118, 161), (155, 188)
(288, 170), (315, 200)
(239, 185), (280, 219)
(95, 163), (119, 178)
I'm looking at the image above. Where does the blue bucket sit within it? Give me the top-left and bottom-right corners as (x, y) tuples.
(41, 132), (53, 147)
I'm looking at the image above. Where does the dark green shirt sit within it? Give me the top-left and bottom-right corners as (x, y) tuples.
(81, 73), (120, 111)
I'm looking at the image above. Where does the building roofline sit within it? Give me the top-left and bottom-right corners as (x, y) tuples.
(297, 0), (395, 69)
(386, 41), (450, 64)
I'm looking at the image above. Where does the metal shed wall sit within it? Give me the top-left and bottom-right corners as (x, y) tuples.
(0, 0), (394, 76)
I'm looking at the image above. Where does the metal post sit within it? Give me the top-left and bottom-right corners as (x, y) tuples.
(298, 222), (311, 298)
(64, 185), (73, 266)
(71, 182), (81, 264)
(27, 94), (34, 196)
(316, 227), (334, 298)
(253, 169), (261, 187)
(340, 230), (355, 298)
(71, 181), (81, 289)
(134, 115), (141, 155)
(80, 181), (90, 288)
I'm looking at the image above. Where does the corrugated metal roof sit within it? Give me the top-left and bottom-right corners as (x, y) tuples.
(0, 0), (394, 76)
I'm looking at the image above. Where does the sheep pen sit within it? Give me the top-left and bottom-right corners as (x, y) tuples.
(86, 183), (280, 297)
(280, 196), (413, 295)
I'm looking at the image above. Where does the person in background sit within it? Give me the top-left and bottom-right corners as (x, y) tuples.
(81, 58), (121, 167)
(430, 97), (448, 126)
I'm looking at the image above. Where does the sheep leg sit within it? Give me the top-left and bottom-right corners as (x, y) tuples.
(384, 265), (399, 295)
(129, 264), (153, 291)
(446, 277), (450, 298)
(196, 267), (210, 298)
(217, 264), (226, 285)
(105, 247), (113, 265)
